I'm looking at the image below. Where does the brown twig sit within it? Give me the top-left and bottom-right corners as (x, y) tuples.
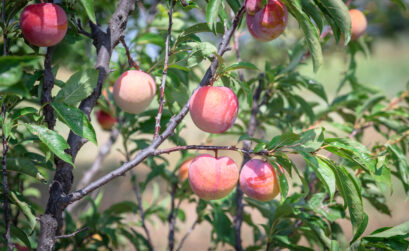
(2, 99), (13, 251)
(168, 183), (177, 251)
(42, 47), (56, 130)
(65, 6), (246, 206)
(235, 75), (264, 251)
(154, 144), (268, 156)
(175, 216), (199, 251)
(55, 227), (89, 239)
(154, 1), (176, 139)
(120, 37), (140, 70)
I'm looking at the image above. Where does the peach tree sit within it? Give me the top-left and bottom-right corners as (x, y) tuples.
(1, 0), (409, 250)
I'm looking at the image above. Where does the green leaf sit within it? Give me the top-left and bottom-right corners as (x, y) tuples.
(267, 132), (300, 150)
(294, 95), (315, 122)
(105, 201), (138, 215)
(272, 162), (288, 202)
(368, 220), (409, 238)
(25, 124), (74, 166)
(55, 69), (98, 106)
(356, 94), (385, 118)
(10, 226), (31, 250)
(6, 157), (47, 183)
(301, 0), (324, 32)
(136, 33), (165, 47)
(292, 127), (324, 152)
(206, 0), (222, 32)
(52, 102), (97, 145)
(221, 62), (258, 74)
(226, 0), (241, 12)
(80, 0), (97, 23)
(10, 192), (37, 234)
(387, 145), (409, 187)
(11, 107), (38, 122)
(283, 0), (322, 72)
(0, 56), (41, 87)
(317, 0), (351, 44)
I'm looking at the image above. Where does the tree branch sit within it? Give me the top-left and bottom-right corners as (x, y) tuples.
(154, 0), (176, 139)
(2, 0), (6, 56)
(120, 37), (139, 70)
(175, 216), (199, 251)
(2, 100), (13, 251)
(65, 5), (246, 206)
(55, 227), (89, 239)
(42, 47), (56, 130)
(235, 75), (264, 251)
(154, 144), (267, 156)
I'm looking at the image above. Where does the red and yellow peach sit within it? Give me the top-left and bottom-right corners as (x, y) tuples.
(189, 86), (238, 134)
(20, 3), (68, 47)
(188, 154), (239, 200)
(246, 0), (288, 42)
(178, 158), (194, 182)
(239, 159), (280, 201)
(113, 70), (156, 114)
(96, 110), (117, 130)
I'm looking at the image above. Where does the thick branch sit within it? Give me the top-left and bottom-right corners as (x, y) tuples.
(154, 1), (176, 139)
(2, 100), (13, 251)
(42, 47), (56, 130)
(66, 5), (246, 206)
(235, 76), (264, 251)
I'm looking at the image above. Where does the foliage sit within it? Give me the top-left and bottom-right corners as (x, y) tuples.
(1, 0), (409, 250)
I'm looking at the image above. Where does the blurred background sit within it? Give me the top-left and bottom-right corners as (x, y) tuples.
(17, 0), (409, 249)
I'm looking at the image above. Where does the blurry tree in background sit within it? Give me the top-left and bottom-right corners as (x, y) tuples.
(1, 0), (409, 250)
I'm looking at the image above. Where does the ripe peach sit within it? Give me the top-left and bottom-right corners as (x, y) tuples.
(239, 159), (280, 201)
(246, 0), (288, 42)
(102, 86), (114, 101)
(188, 154), (239, 200)
(189, 86), (238, 134)
(20, 3), (68, 47)
(245, 0), (262, 15)
(349, 9), (367, 40)
(113, 70), (156, 114)
(178, 158), (194, 182)
(96, 110), (117, 130)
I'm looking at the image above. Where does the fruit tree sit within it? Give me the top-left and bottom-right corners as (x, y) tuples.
(1, 0), (409, 250)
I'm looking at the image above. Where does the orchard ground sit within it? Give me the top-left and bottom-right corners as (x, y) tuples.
(32, 35), (409, 250)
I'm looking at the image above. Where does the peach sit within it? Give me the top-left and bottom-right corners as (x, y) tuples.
(349, 9), (367, 40)
(188, 154), (239, 200)
(246, 0), (288, 42)
(178, 158), (194, 182)
(189, 86), (238, 134)
(245, 0), (262, 15)
(113, 70), (156, 114)
(239, 159), (280, 201)
(20, 3), (68, 47)
(96, 110), (117, 130)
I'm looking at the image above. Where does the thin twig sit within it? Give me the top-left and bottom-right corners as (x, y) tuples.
(66, 6), (246, 205)
(120, 37), (140, 70)
(154, 144), (268, 156)
(2, 99), (13, 251)
(42, 47), (56, 129)
(55, 227), (89, 239)
(74, 18), (93, 38)
(168, 183), (178, 251)
(154, 1), (176, 139)
(175, 216), (199, 251)
(235, 75), (264, 251)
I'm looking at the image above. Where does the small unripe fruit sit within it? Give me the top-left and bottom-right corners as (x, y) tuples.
(239, 159), (280, 201)
(246, 0), (288, 42)
(20, 3), (68, 47)
(113, 70), (156, 114)
(245, 0), (262, 15)
(349, 9), (367, 40)
(96, 110), (117, 130)
(188, 154), (239, 200)
(178, 159), (194, 182)
(189, 86), (238, 134)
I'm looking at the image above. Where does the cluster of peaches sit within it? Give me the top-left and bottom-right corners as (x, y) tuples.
(19, 1), (367, 201)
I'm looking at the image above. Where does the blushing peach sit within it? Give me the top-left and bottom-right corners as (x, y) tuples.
(20, 3), (68, 47)
(188, 154), (239, 200)
(102, 86), (114, 101)
(189, 86), (238, 134)
(245, 0), (262, 15)
(246, 0), (288, 42)
(113, 70), (156, 114)
(96, 110), (117, 130)
(178, 158), (194, 182)
(349, 9), (367, 40)
(239, 159), (280, 201)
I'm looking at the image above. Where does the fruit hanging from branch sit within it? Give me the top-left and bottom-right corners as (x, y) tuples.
(178, 158), (194, 182)
(20, 3), (68, 47)
(239, 159), (280, 201)
(189, 86), (238, 133)
(349, 9), (367, 40)
(246, 0), (288, 42)
(113, 70), (157, 114)
(188, 154), (239, 200)
(96, 110), (117, 131)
